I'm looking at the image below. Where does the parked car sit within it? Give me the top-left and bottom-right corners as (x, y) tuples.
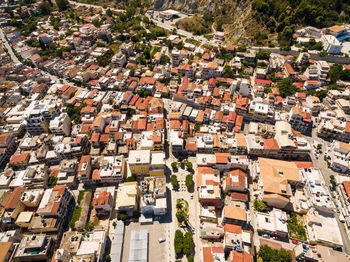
(158, 238), (166, 243)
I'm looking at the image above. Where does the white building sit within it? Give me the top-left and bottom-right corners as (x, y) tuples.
(49, 113), (71, 136)
(321, 34), (342, 54)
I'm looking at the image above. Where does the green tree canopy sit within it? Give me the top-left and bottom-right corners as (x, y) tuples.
(277, 77), (297, 98)
(258, 245), (292, 262)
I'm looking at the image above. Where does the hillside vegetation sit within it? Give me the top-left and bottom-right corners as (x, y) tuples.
(252, 0), (350, 47)
(175, 14), (213, 35)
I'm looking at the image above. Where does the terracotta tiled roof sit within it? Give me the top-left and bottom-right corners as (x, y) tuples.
(93, 191), (110, 206)
(224, 224), (242, 234)
(5, 186), (25, 210)
(9, 153), (29, 165)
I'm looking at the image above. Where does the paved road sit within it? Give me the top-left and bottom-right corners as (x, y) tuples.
(0, 28), (20, 64)
(68, 0), (124, 12)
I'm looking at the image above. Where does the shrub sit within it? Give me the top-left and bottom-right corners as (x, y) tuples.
(254, 200), (268, 212)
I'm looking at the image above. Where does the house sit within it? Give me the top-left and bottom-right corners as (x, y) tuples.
(37, 186), (73, 232)
(13, 234), (53, 261)
(115, 182), (139, 217)
(201, 246), (225, 262)
(254, 158), (301, 209)
(223, 169), (248, 192)
(256, 208), (288, 238)
(196, 167), (221, 207)
(3, 186), (26, 224)
(222, 206), (247, 226)
(93, 187), (114, 217)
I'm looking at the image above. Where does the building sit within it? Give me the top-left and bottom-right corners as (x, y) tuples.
(128, 150), (165, 177)
(13, 234), (53, 261)
(94, 156), (126, 184)
(197, 167), (221, 208)
(139, 177), (167, 216)
(37, 186), (73, 232)
(115, 182), (139, 217)
(222, 206), (247, 226)
(3, 186), (26, 224)
(128, 230), (148, 262)
(256, 208), (288, 238)
(321, 34), (342, 54)
(49, 112), (71, 136)
(254, 158), (300, 209)
(93, 187), (114, 217)
(201, 246), (225, 262)
(0, 242), (15, 262)
(289, 104), (312, 135)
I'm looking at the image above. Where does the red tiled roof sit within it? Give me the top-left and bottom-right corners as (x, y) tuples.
(170, 120), (181, 129)
(293, 161), (314, 169)
(230, 192), (248, 202)
(224, 224), (242, 234)
(263, 138), (280, 150)
(254, 79), (272, 85)
(343, 181), (350, 200)
(231, 251), (253, 262)
(5, 186), (25, 209)
(9, 153), (30, 165)
(90, 132), (100, 142)
(93, 191), (110, 206)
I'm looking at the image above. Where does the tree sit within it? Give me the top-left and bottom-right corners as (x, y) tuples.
(237, 44), (247, 52)
(117, 212), (128, 221)
(56, 0), (69, 11)
(185, 175), (193, 189)
(85, 221), (95, 231)
(254, 199), (267, 212)
(174, 230), (184, 254)
(171, 162), (177, 171)
(256, 50), (271, 60)
(171, 175), (178, 188)
(315, 90), (327, 101)
(185, 161), (193, 171)
(187, 256), (194, 262)
(328, 64), (343, 82)
(183, 232), (194, 255)
(216, 19), (224, 31)
(176, 202), (183, 210)
(194, 124), (200, 132)
(48, 176), (58, 187)
(258, 245), (292, 262)
(106, 8), (112, 17)
(160, 55), (170, 65)
(288, 212), (307, 241)
(176, 210), (187, 224)
(39, 1), (52, 15)
(277, 78), (297, 98)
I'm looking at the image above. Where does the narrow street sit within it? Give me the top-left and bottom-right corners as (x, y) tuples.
(0, 28), (20, 64)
